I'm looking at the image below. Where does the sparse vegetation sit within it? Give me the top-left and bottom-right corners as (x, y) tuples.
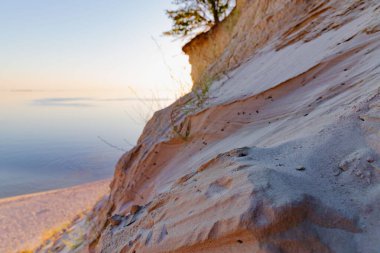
(170, 78), (212, 140)
(20, 214), (88, 253)
(61, 229), (85, 251)
(194, 77), (212, 106)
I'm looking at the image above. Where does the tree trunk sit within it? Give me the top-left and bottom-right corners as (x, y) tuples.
(209, 0), (220, 24)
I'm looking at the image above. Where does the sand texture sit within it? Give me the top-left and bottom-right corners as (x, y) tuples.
(0, 180), (110, 253)
(38, 0), (380, 252)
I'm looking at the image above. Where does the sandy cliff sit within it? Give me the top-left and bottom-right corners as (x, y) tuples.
(38, 0), (380, 252)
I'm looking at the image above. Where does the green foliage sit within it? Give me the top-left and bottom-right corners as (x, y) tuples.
(164, 0), (235, 37)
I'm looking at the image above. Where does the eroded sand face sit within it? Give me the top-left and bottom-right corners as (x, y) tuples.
(37, 0), (380, 252)
(93, 1), (380, 252)
(0, 180), (110, 253)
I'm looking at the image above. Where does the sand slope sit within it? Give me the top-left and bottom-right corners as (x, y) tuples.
(38, 0), (380, 252)
(0, 180), (110, 253)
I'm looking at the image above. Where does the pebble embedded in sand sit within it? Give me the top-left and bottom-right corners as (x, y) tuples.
(109, 214), (123, 226)
(130, 205), (141, 215)
(333, 168), (341, 176)
(296, 166), (306, 171)
(339, 161), (350, 171)
(367, 158), (374, 163)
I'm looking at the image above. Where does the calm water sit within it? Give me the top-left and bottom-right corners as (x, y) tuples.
(0, 90), (170, 198)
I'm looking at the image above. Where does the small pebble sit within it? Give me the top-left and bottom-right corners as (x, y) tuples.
(109, 214), (123, 226)
(333, 169), (341, 176)
(296, 166), (306, 171)
(130, 205), (141, 215)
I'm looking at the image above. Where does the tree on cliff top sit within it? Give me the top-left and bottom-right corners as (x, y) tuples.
(164, 0), (235, 37)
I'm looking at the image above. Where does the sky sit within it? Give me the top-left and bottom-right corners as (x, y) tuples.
(0, 1), (192, 96)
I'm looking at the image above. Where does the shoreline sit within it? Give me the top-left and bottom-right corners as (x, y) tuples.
(0, 179), (111, 204)
(0, 179), (111, 253)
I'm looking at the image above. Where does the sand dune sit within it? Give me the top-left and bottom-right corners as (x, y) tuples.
(34, 0), (380, 252)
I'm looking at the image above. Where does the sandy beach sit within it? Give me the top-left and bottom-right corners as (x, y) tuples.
(0, 179), (110, 253)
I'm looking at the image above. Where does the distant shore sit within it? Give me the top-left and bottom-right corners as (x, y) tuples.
(0, 179), (110, 253)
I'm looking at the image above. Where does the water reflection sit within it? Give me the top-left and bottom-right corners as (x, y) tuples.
(33, 97), (95, 107)
(0, 90), (171, 198)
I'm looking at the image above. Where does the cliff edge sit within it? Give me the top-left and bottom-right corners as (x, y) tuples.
(37, 0), (380, 252)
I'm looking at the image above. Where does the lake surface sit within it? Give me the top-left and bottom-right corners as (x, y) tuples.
(0, 90), (171, 198)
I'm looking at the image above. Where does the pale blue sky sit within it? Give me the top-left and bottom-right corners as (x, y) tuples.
(0, 1), (191, 94)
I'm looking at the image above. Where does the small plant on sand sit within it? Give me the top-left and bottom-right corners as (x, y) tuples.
(58, 216), (89, 251)
(61, 232), (84, 250)
(194, 78), (212, 107)
(169, 78), (212, 140)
